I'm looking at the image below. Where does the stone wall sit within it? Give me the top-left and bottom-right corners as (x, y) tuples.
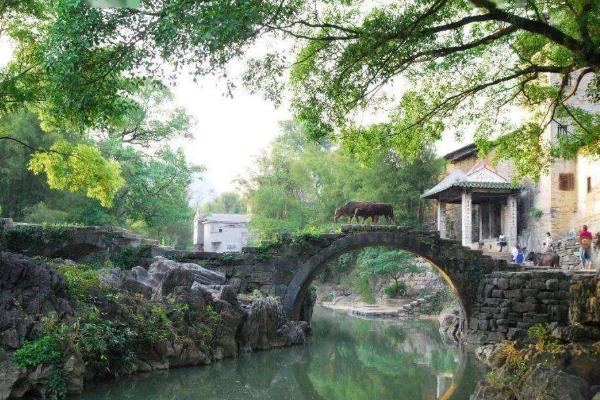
(468, 270), (595, 344)
(554, 236), (600, 270)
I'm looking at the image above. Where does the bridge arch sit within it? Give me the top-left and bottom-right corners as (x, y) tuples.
(282, 229), (504, 330)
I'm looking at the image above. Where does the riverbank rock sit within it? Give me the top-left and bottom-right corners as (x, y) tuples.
(438, 308), (461, 343)
(1, 253), (312, 400)
(0, 252), (73, 349)
(148, 257), (225, 286)
(238, 297), (308, 352)
(519, 365), (589, 400)
(99, 256), (227, 300)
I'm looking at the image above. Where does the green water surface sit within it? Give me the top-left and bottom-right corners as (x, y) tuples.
(75, 306), (486, 400)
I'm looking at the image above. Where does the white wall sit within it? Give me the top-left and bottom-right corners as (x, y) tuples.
(203, 222), (248, 253)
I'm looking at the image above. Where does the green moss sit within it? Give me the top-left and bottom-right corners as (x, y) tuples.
(111, 245), (152, 269)
(2, 224), (74, 254)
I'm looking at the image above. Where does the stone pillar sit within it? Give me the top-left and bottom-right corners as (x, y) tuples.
(437, 200), (447, 239)
(478, 205), (483, 242)
(507, 194), (518, 249)
(461, 192), (472, 247)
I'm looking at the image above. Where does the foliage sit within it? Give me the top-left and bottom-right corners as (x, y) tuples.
(527, 323), (562, 353)
(28, 140), (125, 207)
(0, 112), (200, 248)
(354, 276), (376, 304)
(4, 0), (597, 180)
(384, 282), (407, 298)
(50, 261), (103, 299)
(528, 207), (543, 220)
(357, 248), (423, 290)
(201, 192), (247, 214)
(13, 335), (63, 368)
(241, 122), (442, 240)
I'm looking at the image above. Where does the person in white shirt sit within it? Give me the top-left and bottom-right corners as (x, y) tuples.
(498, 234), (507, 252)
(543, 232), (554, 253)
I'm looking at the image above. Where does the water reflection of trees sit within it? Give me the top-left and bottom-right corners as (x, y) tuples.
(75, 308), (484, 400)
(306, 310), (461, 400)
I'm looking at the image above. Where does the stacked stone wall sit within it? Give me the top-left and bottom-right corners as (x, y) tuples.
(555, 236), (600, 270)
(470, 270), (595, 344)
(556, 237), (583, 270)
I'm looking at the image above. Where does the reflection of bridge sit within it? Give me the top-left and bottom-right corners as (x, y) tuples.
(3, 220), (595, 341)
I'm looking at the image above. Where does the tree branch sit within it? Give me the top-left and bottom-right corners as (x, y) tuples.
(468, 0), (582, 53)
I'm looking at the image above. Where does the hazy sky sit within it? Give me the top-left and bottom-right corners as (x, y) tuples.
(172, 73), (291, 203)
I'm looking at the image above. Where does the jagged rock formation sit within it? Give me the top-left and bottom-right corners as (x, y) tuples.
(0, 252), (73, 350)
(0, 253), (312, 400)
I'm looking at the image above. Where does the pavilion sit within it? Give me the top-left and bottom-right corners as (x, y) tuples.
(422, 161), (522, 250)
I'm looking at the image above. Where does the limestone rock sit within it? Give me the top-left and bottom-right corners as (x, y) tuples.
(158, 268), (194, 298)
(63, 353), (85, 394)
(438, 308), (461, 342)
(238, 297), (290, 352)
(0, 351), (24, 400)
(149, 257), (225, 285)
(0, 252), (73, 349)
(219, 285), (239, 308)
(519, 365), (589, 400)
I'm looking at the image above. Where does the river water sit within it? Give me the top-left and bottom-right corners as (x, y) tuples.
(75, 306), (486, 400)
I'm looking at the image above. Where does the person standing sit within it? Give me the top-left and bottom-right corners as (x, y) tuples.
(543, 232), (554, 252)
(579, 225), (593, 270)
(498, 234), (507, 252)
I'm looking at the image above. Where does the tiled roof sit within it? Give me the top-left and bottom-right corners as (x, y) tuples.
(422, 164), (522, 198)
(456, 181), (522, 190)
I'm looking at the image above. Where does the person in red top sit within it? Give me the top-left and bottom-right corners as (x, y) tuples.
(579, 225), (593, 270)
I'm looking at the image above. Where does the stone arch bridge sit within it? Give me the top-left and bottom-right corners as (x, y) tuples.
(177, 224), (518, 328)
(3, 220), (593, 342)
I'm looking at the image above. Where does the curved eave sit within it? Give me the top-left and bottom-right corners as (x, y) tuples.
(422, 182), (523, 199)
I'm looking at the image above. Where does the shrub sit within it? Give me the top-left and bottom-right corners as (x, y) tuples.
(384, 282), (407, 298)
(354, 277), (376, 304)
(324, 292), (335, 302)
(487, 341), (529, 395)
(527, 323), (562, 352)
(13, 335), (63, 368)
(55, 263), (102, 299)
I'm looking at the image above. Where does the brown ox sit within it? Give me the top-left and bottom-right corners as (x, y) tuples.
(333, 201), (370, 223)
(526, 251), (560, 269)
(353, 203), (394, 224)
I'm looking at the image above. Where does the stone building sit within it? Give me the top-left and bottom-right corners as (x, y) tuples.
(193, 212), (250, 252)
(423, 70), (600, 263)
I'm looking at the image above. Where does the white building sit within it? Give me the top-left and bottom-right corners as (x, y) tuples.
(193, 213), (250, 252)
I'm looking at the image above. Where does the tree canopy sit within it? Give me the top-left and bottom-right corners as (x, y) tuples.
(0, 111), (201, 247)
(201, 192), (247, 214)
(240, 121), (443, 240)
(2, 0), (598, 180)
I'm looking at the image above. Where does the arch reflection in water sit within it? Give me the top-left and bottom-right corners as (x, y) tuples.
(75, 307), (486, 400)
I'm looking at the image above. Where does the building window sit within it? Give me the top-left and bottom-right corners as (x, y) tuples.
(226, 244), (236, 250)
(557, 123), (569, 136)
(588, 177), (592, 193)
(559, 173), (575, 191)
(219, 228), (223, 233)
